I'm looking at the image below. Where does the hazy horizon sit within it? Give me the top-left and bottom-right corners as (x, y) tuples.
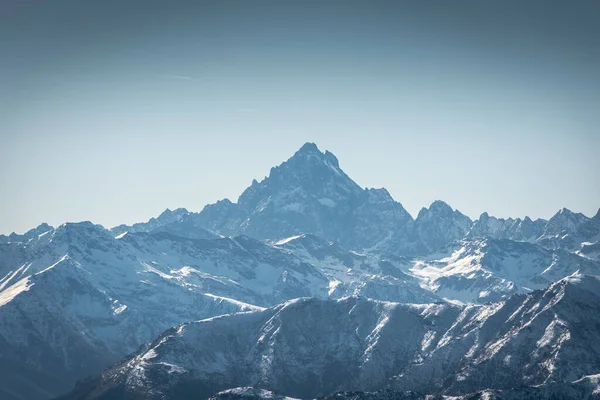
(2, 0), (599, 234)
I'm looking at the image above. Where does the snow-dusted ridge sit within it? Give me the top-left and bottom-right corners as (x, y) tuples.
(409, 238), (600, 303)
(58, 274), (600, 399)
(0, 220), (440, 399)
(1, 142), (599, 400)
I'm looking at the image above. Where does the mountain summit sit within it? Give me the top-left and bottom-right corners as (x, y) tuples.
(1, 142), (598, 400)
(196, 143), (413, 249)
(108, 143), (597, 259)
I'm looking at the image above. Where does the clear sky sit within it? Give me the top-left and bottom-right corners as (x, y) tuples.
(1, 0), (599, 234)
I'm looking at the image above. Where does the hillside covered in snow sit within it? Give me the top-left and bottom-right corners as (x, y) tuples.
(0, 143), (598, 400)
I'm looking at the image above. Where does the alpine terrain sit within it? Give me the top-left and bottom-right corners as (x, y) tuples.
(0, 143), (598, 400)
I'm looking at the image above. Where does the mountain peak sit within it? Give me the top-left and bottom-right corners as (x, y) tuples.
(258, 143), (361, 195)
(290, 143), (340, 168)
(295, 142), (321, 156)
(543, 207), (590, 236)
(201, 142), (416, 249)
(559, 207), (574, 215)
(158, 207), (188, 220)
(548, 207), (588, 223)
(35, 222), (52, 231)
(430, 199), (452, 210)
(417, 200), (453, 219)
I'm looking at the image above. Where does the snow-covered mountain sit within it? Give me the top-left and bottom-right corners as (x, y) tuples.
(409, 200), (473, 254)
(1, 142), (598, 400)
(186, 143), (598, 258)
(0, 221), (439, 399)
(194, 143), (415, 251)
(0, 222), (53, 244)
(466, 208), (600, 262)
(99, 144), (597, 260)
(189, 144), (468, 256)
(271, 233), (439, 304)
(542, 208), (590, 238)
(58, 274), (600, 399)
(410, 238), (600, 303)
(467, 213), (548, 242)
(1, 223), (328, 399)
(371, 200), (473, 256)
(0, 222), (271, 400)
(537, 209), (600, 260)
(111, 208), (190, 236)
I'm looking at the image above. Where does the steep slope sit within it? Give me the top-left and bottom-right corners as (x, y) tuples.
(193, 143), (486, 256)
(410, 238), (600, 303)
(408, 200), (472, 255)
(59, 275), (600, 400)
(118, 232), (330, 307)
(104, 144), (598, 261)
(2, 219), (453, 400)
(0, 223), (338, 400)
(2, 142), (598, 400)
(195, 143), (414, 251)
(103, 144), (600, 261)
(541, 208), (590, 238)
(534, 208), (591, 253)
(467, 213), (547, 242)
(0, 223), (262, 400)
(0, 222), (53, 245)
(272, 234), (439, 303)
(541, 208), (600, 260)
(111, 208), (189, 237)
(466, 208), (600, 261)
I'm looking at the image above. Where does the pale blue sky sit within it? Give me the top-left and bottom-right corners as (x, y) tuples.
(1, 0), (599, 234)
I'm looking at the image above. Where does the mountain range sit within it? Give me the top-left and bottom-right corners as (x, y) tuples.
(59, 274), (600, 399)
(0, 143), (598, 400)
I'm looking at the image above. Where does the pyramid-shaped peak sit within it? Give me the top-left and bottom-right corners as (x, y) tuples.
(416, 200), (471, 229)
(295, 142), (322, 156)
(291, 143), (340, 167)
(268, 143), (355, 185)
(549, 207), (587, 222)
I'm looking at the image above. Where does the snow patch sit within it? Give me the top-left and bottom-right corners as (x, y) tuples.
(0, 277), (34, 307)
(275, 235), (305, 246)
(113, 304), (128, 314)
(204, 293), (265, 312)
(318, 198), (336, 207)
(35, 254), (72, 275)
(328, 279), (342, 296)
